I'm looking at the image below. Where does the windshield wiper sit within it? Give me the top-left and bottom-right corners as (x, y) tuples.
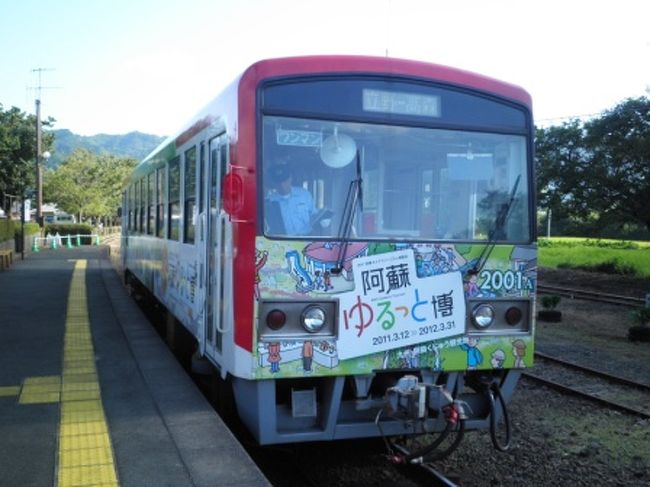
(331, 151), (363, 275)
(469, 174), (522, 276)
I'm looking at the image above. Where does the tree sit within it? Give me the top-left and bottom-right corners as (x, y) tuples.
(535, 97), (650, 236)
(44, 149), (136, 222)
(535, 120), (590, 221)
(583, 97), (650, 232)
(0, 104), (54, 216)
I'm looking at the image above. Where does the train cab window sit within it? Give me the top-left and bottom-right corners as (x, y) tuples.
(184, 147), (197, 244)
(156, 168), (165, 238)
(262, 116), (531, 243)
(168, 157), (181, 240)
(147, 172), (155, 235)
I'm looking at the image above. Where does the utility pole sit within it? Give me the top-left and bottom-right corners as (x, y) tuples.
(31, 67), (55, 226)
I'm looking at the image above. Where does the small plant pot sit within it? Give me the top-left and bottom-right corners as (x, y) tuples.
(538, 309), (563, 322)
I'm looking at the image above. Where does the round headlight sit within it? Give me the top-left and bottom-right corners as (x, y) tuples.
(266, 309), (286, 330)
(505, 306), (523, 326)
(472, 304), (495, 329)
(301, 305), (327, 333)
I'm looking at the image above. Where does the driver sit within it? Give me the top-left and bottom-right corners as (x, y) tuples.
(266, 165), (317, 235)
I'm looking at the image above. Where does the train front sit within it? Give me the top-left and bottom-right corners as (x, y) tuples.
(234, 63), (535, 450)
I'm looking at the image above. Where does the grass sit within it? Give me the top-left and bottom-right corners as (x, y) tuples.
(538, 237), (650, 278)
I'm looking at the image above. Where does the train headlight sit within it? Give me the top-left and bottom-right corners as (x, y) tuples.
(472, 304), (495, 329)
(505, 306), (523, 326)
(266, 309), (287, 330)
(301, 305), (327, 333)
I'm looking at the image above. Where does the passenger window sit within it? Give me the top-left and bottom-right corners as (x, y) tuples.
(184, 147), (197, 244)
(168, 157), (181, 240)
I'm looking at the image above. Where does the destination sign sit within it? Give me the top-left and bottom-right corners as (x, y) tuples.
(362, 89), (441, 118)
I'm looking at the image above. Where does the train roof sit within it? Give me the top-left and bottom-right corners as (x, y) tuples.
(133, 55), (532, 178)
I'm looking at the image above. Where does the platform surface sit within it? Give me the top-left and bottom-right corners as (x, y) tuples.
(0, 245), (269, 487)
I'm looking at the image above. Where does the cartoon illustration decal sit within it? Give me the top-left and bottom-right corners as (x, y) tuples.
(254, 249), (269, 300)
(460, 336), (483, 370)
(267, 342), (281, 373)
(253, 238), (535, 377)
(490, 348), (506, 369)
(512, 339), (527, 368)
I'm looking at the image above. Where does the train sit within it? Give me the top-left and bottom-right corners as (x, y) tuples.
(121, 55), (536, 457)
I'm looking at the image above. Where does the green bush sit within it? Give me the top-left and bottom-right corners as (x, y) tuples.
(44, 223), (95, 244)
(541, 295), (561, 309)
(0, 219), (16, 243)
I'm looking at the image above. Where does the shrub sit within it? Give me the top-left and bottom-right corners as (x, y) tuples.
(44, 223), (94, 244)
(541, 295), (561, 309)
(0, 219), (16, 243)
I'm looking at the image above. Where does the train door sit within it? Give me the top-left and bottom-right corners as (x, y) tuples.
(203, 133), (229, 362)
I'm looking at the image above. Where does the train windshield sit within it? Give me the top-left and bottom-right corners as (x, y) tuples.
(261, 116), (531, 242)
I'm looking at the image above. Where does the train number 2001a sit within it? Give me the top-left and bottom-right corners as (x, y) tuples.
(479, 270), (525, 291)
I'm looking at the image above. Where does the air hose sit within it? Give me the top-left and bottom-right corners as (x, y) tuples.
(487, 381), (511, 452)
(384, 403), (466, 464)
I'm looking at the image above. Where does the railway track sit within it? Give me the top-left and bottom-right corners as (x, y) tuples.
(524, 352), (650, 419)
(537, 284), (646, 306)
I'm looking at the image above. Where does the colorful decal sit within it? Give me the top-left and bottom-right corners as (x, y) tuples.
(337, 249), (466, 360)
(253, 237), (536, 378)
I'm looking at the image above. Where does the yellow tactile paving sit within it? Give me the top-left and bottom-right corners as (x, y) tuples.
(0, 385), (21, 397)
(57, 260), (119, 487)
(18, 375), (62, 404)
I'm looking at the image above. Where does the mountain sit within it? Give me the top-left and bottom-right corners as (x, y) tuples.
(48, 129), (166, 168)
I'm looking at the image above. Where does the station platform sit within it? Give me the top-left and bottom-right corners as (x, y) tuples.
(0, 245), (269, 487)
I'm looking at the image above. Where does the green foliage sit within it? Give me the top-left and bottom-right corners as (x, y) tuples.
(540, 245), (650, 277)
(43, 149), (137, 220)
(0, 219), (15, 242)
(540, 295), (561, 309)
(0, 104), (55, 215)
(630, 307), (650, 326)
(43, 223), (97, 245)
(538, 238), (642, 249)
(536, 97), (650, 237)
(48, 129), (164, 169)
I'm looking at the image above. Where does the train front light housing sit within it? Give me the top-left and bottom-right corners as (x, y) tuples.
(472, 304), (495, 329)
(301, 305), (327, 333)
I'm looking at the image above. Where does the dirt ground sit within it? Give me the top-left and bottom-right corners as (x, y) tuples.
(435, 267), (650, 485)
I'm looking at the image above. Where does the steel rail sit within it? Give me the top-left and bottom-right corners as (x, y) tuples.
(521, 372), (650, 419)
(537, 284), (645, 306)
(534, 351), (650, 392)
(390, 442), (459, 487)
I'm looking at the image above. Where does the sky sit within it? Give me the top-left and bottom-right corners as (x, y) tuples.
(1, 0), (649, 137)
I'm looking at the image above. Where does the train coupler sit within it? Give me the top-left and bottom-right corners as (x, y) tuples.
(383, 374), (456, 421)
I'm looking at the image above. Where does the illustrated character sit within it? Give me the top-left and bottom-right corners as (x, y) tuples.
(267, 342), (281, 373)
(323, 270), (333, 291)
(302, 340), (314, 372)
(313, 270), (324, 291)
(254, 249), (268, 300)
(464, 272), (481, 298)
(460, 336), (483, 369)
(512, 339), (527, 368)
(490, 349), (506, 368)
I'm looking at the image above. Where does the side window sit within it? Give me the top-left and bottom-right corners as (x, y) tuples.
(134, 180), (141, 233)
(219, 143), (228, 206)
(168, 157), (181, 240)
(184, 146), (197, 244)
(199, 142), (205, 214)
(147, 172), (155, 235)
(156, 168), (165, 238)
(128, 185), (134, 231)
(139, 178), (146, 233)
